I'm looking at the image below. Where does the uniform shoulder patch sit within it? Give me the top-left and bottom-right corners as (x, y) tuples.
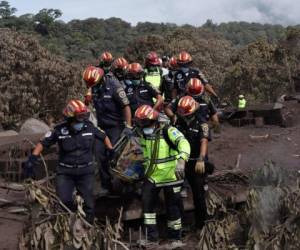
(118, 90), (127, 99)
(61, 127), (69, 135)
(169, 127), (183, 137)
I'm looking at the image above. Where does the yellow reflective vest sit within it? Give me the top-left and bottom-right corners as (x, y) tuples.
(140, 126), (190, 185)
(238, 98), (246, 109)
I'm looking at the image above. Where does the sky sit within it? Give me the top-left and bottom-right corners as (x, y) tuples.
(9, 0), (300, 26)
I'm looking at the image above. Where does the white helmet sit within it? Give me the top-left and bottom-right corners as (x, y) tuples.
(239, 94), (244, 98)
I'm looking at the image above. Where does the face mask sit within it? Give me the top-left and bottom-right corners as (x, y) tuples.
(143, 127), (155, 135)
(72, 122), (84, 131)
(131, 79), (141, 86)
(125, 79), (133, 85)
(103, 66), (110, 73)
(181, 67), (189, 73)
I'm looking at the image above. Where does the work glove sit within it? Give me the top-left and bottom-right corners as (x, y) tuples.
(195, 159), (205, 175)
(84, 94), (92, 106)
(175, 158), (185, 180)
(122, 125), (134, 138)
(22, 155), (38, 179)
(106, 148), (115, 160)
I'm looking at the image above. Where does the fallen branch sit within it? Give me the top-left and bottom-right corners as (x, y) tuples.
(235, 154), (242, 169)
(249, 134), (269, 140)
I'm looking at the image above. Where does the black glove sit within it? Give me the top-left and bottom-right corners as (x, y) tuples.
(122, 126), (133, 138)
(205, 161), (215, 175)
(22, 155), (39, 179)
(106, 148), (115, 160)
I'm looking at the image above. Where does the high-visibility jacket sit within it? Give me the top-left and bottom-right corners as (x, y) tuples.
(144, 67), (162, 90)
(140, 126), (190, 185)
(238, 98), (247, 109)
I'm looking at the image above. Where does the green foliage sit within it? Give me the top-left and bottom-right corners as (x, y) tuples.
(0, 1), (16, 19)
(34, 8), (62, 26)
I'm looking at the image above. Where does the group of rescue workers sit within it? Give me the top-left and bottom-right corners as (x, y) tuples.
(22, 50), (244, 248)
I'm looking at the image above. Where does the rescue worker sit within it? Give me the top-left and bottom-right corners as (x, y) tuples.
(134, 105), (191, 247)
(185, 78), (220, 133)
(22, 100), (113, 224)
(238, 94), (247, 109)
(174, 96), (214, 230)
(165, 78), (219, 132)
(144, 51), (163, 90)
(161, 56), (178, 104)
(111, 57), (129, 83)
(173, 51), (219, 101)
(83, 65), (132, 195)
(98, 51), (114, 74)
(124, 63), (163, 113)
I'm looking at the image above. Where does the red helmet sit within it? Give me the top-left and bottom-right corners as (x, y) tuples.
(63, 100), (89, 121)
(186, 78), (204, 97)
(177, 51), (192, 65)
(145, 51), (160, 66)
(169, 56), (178, 69)
(112, 57), (129, 70)
(177, 96), (197, 117)
(100, 51), (113, 63)
(134, 105), (159, 127)
(82, 66), (104, 88)
(127, 63), (144, 79)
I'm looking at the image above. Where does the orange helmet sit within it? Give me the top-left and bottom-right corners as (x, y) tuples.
(112, 57), (129, 79)
(134, 105), (159, 127)
(177, 96), (197, 117)
(112, 57), (129, 70)
(186, 78), (204, 97)
(100, 51), (113, 63)
(145, 51), (160, 66)
(82, 66), (104, 88)
(127, 63), (144, 79)
(177, 51), (192, 65)
(63, 100), (89, 121)
(169, 56), (178, 69)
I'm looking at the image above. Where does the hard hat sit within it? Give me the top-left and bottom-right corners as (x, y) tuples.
(134, 105), (159, 127)
(145, 51), (160, 66)
(177, 96), (197, 117)
(63, 100), (89, 121)
(239, 94), (244, 98)
(127, 63), (144, 79)
(177, 51), (192, 65)
(186, 78), (204, 97)
(82, 66), (104, 88)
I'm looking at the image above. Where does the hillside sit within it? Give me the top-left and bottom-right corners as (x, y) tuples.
(0, 28), (83, 129)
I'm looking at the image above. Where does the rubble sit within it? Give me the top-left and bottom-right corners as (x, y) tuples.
(19, 118), (50, 135)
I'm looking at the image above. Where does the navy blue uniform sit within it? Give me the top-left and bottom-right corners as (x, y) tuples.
(174, 68), (208, 97)
(40, 120), (107, 223)
(91, 73), (130, 190)
(170, 94), (217, 123)
(92, 73), (129, 128)
(174, 104), (212, 229)
(161, 70), (176, 103)
(123, 80), (159, 113)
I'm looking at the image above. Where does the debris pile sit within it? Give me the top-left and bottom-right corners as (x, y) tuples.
(198, 161), (300, 250)
(19, 180), (128, 250)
